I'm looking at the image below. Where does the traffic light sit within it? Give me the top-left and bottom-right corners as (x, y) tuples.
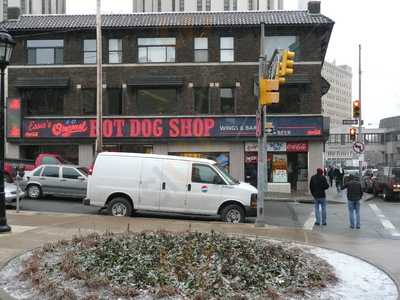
(353, 100), (361, 118)
(349, 127), (357, 141)
(259, 78), (279, 105)
(278, 50), (295, 85)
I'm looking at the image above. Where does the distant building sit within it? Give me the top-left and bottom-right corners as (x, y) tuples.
(132, 0), (284, 12)
(0, 0), (65, 21)
(298, 0), (309, 10)
(321, 61), (352, 129)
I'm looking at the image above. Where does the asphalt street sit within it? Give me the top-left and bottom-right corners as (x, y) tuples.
(7, 191), (400, 242)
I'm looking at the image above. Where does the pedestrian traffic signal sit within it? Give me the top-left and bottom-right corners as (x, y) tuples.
(353, 100), (361, 118)
(349, 127), (357, 141)
(278, 50), (295, 85)
(259, 78), (279, 105)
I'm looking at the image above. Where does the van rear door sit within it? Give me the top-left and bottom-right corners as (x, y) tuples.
(159, 159), (190, 213)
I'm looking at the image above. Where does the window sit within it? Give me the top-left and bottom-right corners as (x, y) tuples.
(81, 88), (96, 115)
(105, 88), (122, 115)
(220, 37), (234, 62)
(83, 39), (96, 64)
(136, 88), (177, 115)
(194, 37), (208, 62)
(206, 0), (211, 10)
(220, 88), (235, 113)
(33, 167), (43, 177)
(179, 0), (184, 11)
(62, 167), (81, 179)
(23, 88), (65, 116)
(27, 40), (63, 65)
(194, 87), (209, 114)
(248, 0), (253, 10)
(42, 166), (59, 178)
(108, 39), (122, 64)
(192, 164), (223, 184)
(138, 38), (176, 63)
(264, 36), (299, 61)
(224, 0), (229, 10)
(197, 0), (202, 10)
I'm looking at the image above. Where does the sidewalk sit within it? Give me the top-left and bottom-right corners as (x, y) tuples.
(265, 186), (374, 204)
(0, 210), (399, 300)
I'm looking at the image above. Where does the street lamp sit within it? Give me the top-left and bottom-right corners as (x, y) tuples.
(0, 29), (15, 233)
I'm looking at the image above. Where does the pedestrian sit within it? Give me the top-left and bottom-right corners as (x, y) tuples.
(309, 168), (330, 226)
(333, 167), (344, 192)
(342, 174), (363, 229)
(327, 166), (334, 187)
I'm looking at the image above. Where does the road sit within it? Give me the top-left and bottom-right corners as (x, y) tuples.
(6, 195), (400, 241)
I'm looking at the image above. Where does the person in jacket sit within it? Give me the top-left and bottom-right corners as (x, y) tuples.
(333, 167), (344, 192)
(309, 168), (330, 226)
(342, 175), (363, 229)
(327, 166), (334, 187)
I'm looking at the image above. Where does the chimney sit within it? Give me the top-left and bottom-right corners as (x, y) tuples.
(308, 1), (321, 14)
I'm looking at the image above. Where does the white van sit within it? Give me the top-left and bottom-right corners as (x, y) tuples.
(84, 152), (257, 223)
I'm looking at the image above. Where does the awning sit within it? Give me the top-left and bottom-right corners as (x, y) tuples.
(15, 77), (70, 88)
(127, 76), (185, 87)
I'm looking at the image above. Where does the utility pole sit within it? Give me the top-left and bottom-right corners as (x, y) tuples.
(95, 0), (103, 156)
(358, 44), (363, 179)
(255, 22), (266, 227)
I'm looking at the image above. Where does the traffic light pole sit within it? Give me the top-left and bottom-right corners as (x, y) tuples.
(358, 44), (363, 180)
(255, 22), (266, 227)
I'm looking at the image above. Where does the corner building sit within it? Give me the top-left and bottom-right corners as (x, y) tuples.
(4, 3), (333, 193)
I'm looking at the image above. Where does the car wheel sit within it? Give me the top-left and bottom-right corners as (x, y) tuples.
(383, 187), (392, 201)
(27, 185), (42, 199)
(107, 197), (133, 217)
(221, 204), (245, 224)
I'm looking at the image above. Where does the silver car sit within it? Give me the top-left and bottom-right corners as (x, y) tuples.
(5, 180), (26, 206)
(24, 164), (88, 199)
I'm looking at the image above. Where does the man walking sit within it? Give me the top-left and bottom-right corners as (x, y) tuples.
(342, 175), (363, 229)
(327, 166), (334, 187)
(310, 168), (330, 226)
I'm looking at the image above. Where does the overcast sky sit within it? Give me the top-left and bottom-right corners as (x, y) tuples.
(66, 0), (399, 127)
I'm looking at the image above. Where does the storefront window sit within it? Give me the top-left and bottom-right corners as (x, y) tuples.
(170, 152), (230, 173)
(136, 88), (177, 115)
(103, 144), (153, 154)
(20, 145), (79, 165)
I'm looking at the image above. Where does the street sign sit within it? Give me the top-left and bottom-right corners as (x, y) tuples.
(343, 119), (358, 125)
(353, 142), (365, 154)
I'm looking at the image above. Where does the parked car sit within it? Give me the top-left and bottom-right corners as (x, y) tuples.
(362, 169), (378, 193)
(4, 153), (68, 182)
(372, 166), (400, 201)
(23, 164), (88, 199)
(85, 152), (257, 223)
(4, 179), (26, 207)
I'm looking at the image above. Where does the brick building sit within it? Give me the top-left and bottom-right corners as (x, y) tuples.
(4, 3), (334, 193)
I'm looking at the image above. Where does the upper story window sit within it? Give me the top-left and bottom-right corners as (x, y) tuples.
(83, 39), (96, 64)
(194, 87), (209, 114)
(27, 40), (63, 65)
(108, 39), (122, 64)
(81, 88), (96, 115)
(220, 37), (234, 62)
(194, 37), (208, 62)
(224, 0), (237, 10)
(220, 88), (235, 113)
(23, 88), (65, 116)
(264, 36), (299, 61)
(138, 38), (176, 63)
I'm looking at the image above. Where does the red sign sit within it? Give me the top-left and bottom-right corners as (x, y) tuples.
(287, 142), (308, 152)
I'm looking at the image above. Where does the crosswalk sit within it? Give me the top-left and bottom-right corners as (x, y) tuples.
(368, 203), (400, 237)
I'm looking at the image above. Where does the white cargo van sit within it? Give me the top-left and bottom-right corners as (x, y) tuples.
(84, 152), (257, 223)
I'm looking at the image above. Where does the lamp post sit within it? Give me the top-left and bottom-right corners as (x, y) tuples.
(0, 29), (15, 233)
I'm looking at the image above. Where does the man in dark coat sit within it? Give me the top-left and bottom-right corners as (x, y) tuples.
(342, 175), (363, 229)
(309, 168), (330, 226)
(333, 167), (344, 192)
(327, 166), (334, 187)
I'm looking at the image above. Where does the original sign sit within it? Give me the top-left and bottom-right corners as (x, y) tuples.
(353, 142), (365, 154)
(287, 142), (308, 152)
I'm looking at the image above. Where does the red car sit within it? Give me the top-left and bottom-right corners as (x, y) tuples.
(372, 167), (400, 201)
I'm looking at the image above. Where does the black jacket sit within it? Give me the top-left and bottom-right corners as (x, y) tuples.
(342, 179), (363, 201)
(309, 174), (330, 198)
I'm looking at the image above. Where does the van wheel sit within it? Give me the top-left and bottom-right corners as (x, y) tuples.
(221, 204), (245, 224)
(108, 197), (133, 217)
(27, 185), (42, 199)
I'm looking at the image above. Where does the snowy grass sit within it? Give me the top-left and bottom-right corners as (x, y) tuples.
(2, 230), (338, 299)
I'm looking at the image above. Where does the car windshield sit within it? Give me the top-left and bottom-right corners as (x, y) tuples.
(213, 164), (239, 185)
